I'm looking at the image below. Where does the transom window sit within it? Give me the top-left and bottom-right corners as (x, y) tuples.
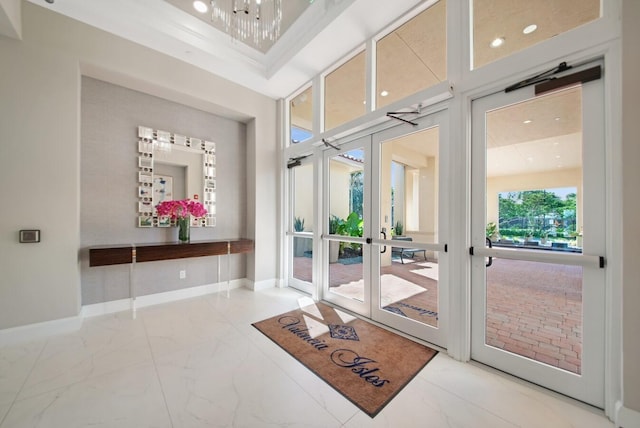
(376, 0), (447, 109)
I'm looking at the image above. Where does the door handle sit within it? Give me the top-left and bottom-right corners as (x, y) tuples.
(486, 237), (493, 267)
(380, 230), (387, 254)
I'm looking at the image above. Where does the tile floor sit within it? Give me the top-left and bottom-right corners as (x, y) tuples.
(0, 287), (614, 428)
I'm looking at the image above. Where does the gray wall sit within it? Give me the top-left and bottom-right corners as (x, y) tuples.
(80, 77), (247, 304)
(0, 2), (278, 330)
(622, 0), (640, 413)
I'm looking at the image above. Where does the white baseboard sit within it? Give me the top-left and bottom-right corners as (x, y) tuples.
(135, 280), (245, 309)
(0, 315), (82, 347)
(615, 401), (640, 428)
(0, 280), (251, 346)
(81, 298), (132, 318)
(82, 280), (246, 318)
(248, 278), (277, 291)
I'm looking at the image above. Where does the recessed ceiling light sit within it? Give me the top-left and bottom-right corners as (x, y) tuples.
(490, 37), (505, 48)
(523, 24), (538, 35)
(380, 90), (389, 97)
(193, 1), (208, 13)
(554, 117), (561, 121)
(555, 155), (561, 159)
(523, 119), (532, 124)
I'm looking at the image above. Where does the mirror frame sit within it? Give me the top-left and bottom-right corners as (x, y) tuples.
(137, 126), (216, 228)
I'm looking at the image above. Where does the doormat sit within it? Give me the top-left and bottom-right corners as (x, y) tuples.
(252, 301), (438, 417)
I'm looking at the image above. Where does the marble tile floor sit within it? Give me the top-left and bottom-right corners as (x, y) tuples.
(0, 287), (614, 428)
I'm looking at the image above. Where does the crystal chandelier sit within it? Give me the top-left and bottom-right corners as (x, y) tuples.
(210, 0), (283, 47)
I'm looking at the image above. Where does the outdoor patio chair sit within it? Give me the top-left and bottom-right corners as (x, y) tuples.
(391, 236), (427, 264)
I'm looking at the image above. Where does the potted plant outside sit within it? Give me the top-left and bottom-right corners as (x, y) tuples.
(293, 217), (307, 257)
(394, 221), (404, 237)
(486, 222), (499, 241)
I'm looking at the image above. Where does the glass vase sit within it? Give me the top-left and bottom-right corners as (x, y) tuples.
(177, 217), (190, 243)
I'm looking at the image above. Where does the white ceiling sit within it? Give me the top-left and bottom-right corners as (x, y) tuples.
(24, 0), (423, 99)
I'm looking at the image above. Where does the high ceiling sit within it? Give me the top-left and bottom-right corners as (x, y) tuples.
(22, 0), (423, 99)
(164, 0), (313, 53)
(19, 0), (598, 103)
(13, 0), (596, 178)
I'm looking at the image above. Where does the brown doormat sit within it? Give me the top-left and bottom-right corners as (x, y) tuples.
(252, 301), (438, 417)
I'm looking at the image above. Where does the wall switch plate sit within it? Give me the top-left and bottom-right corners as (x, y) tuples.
(179, 270), (186, 279)
(19, 230), (40, 243)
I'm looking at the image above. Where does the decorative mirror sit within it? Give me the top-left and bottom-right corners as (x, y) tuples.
(137, 126), (216, 227)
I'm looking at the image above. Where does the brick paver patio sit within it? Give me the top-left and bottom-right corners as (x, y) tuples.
(292, 254), (583, 374)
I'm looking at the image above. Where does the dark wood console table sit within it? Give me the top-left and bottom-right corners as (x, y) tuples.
(89, 239), (254, 315)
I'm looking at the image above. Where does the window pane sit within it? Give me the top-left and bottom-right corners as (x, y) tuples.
(293, 162), (314, 232)
(290, 86), (313, 144)
(376, 0), (447, 109)
(486, 259), (583, 374)
(382, 246), (440, 328)
(328, 149), (365, 300)
(497, 188), (578, 249)
(383, 127), (440, 328)
(324, 51), (366, 131)
(293, 236), (313, 283)
(484, 87), (586, 374)
(292, 162), (313, 288)
(472, 0), (600, 69)
(486, 86), (583, 252)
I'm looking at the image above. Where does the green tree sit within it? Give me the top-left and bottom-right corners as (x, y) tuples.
(349, 171), (364, 218)
(560, 193), (577, 232)
(498, 192), (526, 228)
(521, 190), (563, 233)
(498, 189), (576, 238)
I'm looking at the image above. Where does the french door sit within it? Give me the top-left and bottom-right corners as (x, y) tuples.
(470, 72), (606, 406)
(322, 111), (448, 348)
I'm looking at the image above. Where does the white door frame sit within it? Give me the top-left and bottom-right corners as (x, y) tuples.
(321, 135), (373, 317)
(319, 111), (450, 348)
(469, 74), (606, 407)
(369, 111), (449, 348)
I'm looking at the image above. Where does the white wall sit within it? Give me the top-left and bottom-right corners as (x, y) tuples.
(417, 160), (438, 240)
(328, 161), (353, 220)
(0, 2), (277, 328)
(293, 164), (314, 231)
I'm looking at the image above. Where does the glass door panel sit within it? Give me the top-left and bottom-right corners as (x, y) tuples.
(289, 160), (314, 294)
(371, 112), (449, 348)
(379, 126), (439, 330)
(323, 138), (370, 316)
(483, 87), (586, 372)
(379, 250), (441, 328)
(486, 258), (584, 374)
(471, 72), (605, 406)
(290, 160), (314, 292)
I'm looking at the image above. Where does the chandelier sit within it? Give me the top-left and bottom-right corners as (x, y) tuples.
(209, 0), (283, 47)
